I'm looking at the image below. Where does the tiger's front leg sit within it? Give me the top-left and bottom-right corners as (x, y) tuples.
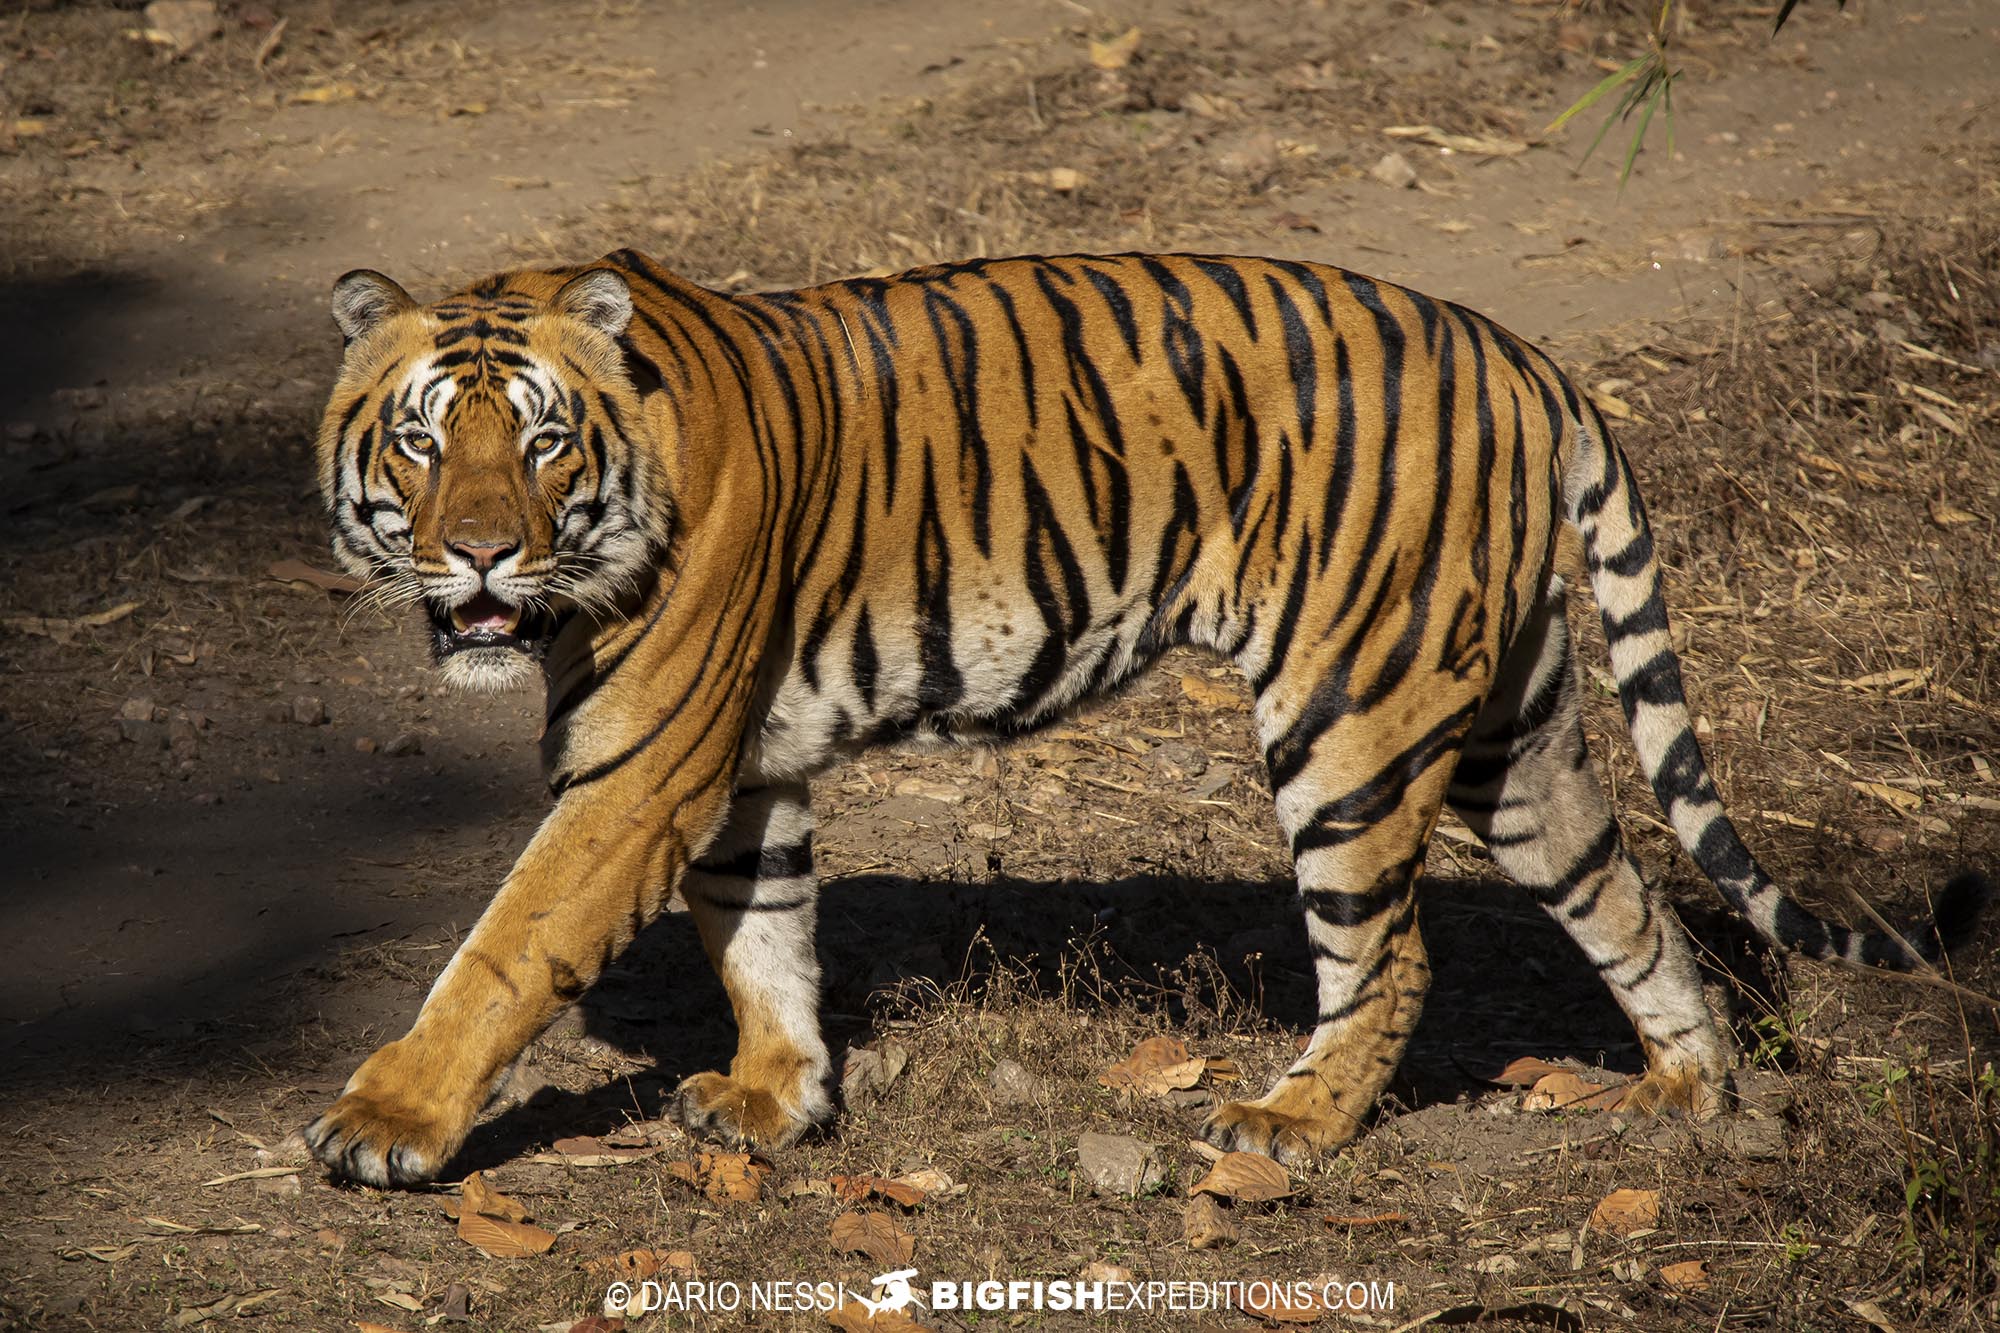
(304, 773), (722, 1187)
(671, 782), (833, 1149)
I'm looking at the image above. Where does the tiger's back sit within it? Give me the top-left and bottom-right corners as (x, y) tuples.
(303, 246), (1985, 1188)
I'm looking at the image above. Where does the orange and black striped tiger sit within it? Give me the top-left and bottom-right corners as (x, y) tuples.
(304, 249), (1986, 1186)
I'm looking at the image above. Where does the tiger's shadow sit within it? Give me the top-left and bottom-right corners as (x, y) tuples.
(446, 871), (1772, 1176)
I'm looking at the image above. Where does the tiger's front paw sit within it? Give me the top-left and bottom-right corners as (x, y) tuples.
(304, 1040), (475, 1187)
(671, 1070), (827, 1151)
(1202, 1100), (1351, 1167)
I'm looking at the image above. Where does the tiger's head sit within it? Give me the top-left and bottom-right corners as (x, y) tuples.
(315, 266), (670, 692)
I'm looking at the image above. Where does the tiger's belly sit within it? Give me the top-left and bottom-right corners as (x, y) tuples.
(737, 591), (1176, 785)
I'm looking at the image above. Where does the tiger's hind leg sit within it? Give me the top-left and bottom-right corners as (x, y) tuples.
(671, 782), (834, 1149)
(1447, 577), (1729, 1116)
(1203, 681), (1480, 1164)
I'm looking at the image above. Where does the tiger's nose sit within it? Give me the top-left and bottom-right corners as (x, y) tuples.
(449, 539), (519, 572)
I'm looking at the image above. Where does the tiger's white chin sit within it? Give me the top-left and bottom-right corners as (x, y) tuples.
(438, 647), (541, 694)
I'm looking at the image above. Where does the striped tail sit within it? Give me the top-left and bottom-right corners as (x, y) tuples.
(1563, 402), (1989, 970)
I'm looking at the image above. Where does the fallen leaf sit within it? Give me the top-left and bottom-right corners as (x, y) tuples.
(1183, 1194), (1238, 1249)
(1659, 1259), (1709, 1290)
(696, 1150), (770, 1203)
(265, 558), (368, 595)
(1852, 780), (1922, 812)
(1930, 500), (1980, 527)
(1099, 1036), (1207, 1095)
(1589, 1187), (1660, 1236)
(830, 1210), (914, 1268)
(375, 1292), (424, 1312)
(833, 1173), (928, 1208)
(1178, 674), (1242, 708)
(1382, 123), (1529, 157)
(586, 1248), (694, 1281)
(895, 1166), (956, 1197)
(354, 1324), (410, 1333)
(292, 82), (360, 105)
(527, 1136), (663, 1168)
(1089, 25), (1141, 70)
(4, 600), (142, 643)
(1522, 1070), (1629, 1112)
(842, 1038), (911, 1105)
(1191, 1152), (1292, 1203)
(1080, 1260), (1134, 1283)
(1491, 1056), (1566, 1087)
(1041, 166), (1084, 193)
(458, 1210), (557, 1258)
(460, 1172), (529, 1223)
(1271, 210), (1322, 232)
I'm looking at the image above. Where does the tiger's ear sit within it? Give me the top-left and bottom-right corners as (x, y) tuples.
(551, 268), (633, 339)
(331, 270), (416, 343)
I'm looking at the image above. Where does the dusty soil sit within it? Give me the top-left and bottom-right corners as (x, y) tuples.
(1, 1), (1996, 1330)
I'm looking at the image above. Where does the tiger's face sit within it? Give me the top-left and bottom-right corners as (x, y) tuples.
(315, 267), (669, 692)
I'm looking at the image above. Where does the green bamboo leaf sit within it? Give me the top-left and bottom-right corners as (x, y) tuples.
(1618, 79), (1664, 188)
(1545, 56), (1648, 135)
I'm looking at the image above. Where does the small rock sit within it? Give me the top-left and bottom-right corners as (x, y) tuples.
(1216, 129), (1280, 179)
(253, 1173), (302, 1197)
(966, 822), (1012, 841)
(1075, 1132), (1163, 1197)
(1371, 152), (1418, 189)
(383, 732), (422, 757)
(1165, 1087), (1216, 1111)
(987, 1059), (1044, 1106)
(144, 0), (219, 52)
(291, 696), (329, 726)
(1183, 1194), (1237, 1249)
(264, 701), (293, 724)
(1149, 741), (1208, 782)
(1192, 763), (1239, 799)
(119, 697), (159, 723)
(353, 736), (378, 754)
(117, 718), (165, 748)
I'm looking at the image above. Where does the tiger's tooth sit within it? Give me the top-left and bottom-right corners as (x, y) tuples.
(450, 606), (470, 632)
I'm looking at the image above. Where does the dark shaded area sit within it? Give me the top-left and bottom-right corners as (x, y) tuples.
(0, 270), (159, 426)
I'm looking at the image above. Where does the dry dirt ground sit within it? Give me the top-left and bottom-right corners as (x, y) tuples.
(1, 1), (1997, 1330)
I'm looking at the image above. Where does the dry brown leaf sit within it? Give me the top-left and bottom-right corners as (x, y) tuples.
(456, 1210), (556, 1258)
(1589, 1187), (1660, 1236)
(265, 559), (368, 595)
(894, 1166), (956, 1197)
(1382, 123), (1529, 157)
(1852, 780), (1922, 813)
(832, 1173), (927, 1208)
(830, 1210), (915, 1268)
(353, 1324), (410, 1333)
(1182, 1194), (1238, 1249)
(1098, 1035), (1195, 1093)
(529, 1135), (663, 1167)
(1179, 673), (1242, 708)
(1089, 25), (1141, 70)
(291, 82), (359, 105)
(1659, 1259), (1709, 1289)
(1930, 500), (1981, 527)
(1522, 1070), (1629, 1111)
(1191, 1152), (1292, 1203)
(460, 1172), (528, 1223)
(1491, 1056), (1566, 1087)
(669, 1151), (771, 1204)
(585, 1247), (695, 1281)
(5, 600), (142, 642)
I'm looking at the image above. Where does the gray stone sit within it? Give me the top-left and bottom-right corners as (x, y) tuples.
(1076, 1132), (1163, 1197)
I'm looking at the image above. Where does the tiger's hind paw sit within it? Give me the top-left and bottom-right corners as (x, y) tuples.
(671, 1070), (826, 1151)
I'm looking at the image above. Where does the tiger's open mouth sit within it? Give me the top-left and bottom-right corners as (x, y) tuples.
(426, 590), (553, 659)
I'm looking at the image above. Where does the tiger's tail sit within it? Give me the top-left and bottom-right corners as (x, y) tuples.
(1562, 399), (1989, 970)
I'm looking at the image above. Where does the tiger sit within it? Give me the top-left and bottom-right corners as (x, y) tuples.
(302, 248), (1987, 1187)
